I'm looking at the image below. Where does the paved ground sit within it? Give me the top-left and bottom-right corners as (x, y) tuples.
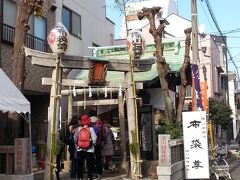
(60, 169), (128, 180)
(34, 156), (240, 180)
(229, 157), (240, 180)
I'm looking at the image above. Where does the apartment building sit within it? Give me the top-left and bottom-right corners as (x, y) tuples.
(0, 0), (114, 159)
(0, 0), (56, 147)
(184, 34), (228, 110)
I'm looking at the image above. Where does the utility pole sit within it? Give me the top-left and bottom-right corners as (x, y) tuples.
(191, 0), (199, 66)
(191, 0), (203, 111)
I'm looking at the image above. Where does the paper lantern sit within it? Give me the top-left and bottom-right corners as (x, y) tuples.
(126, 29), (146, 59)
(47, 22), (70, 54)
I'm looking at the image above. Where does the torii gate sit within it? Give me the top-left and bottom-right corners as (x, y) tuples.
(25, 47), (155, 179)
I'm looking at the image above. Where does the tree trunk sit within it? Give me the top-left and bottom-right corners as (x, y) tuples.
(12, 0), (38, 90)
(176, 28), (192, 122)
(12, 0), (43, 90)
(138, 7), (174, 123)
(10, 0), (43, 141)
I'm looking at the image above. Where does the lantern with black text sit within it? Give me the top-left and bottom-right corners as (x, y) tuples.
(88, 57), (109, 86)
(47, 22), (70, 54)
(127, 29), (146, 59)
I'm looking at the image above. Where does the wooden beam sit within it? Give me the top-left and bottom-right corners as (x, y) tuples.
(42, 77), (143, 90)
(42, 78), (126, 88)
(73, 99), (118, 106)
(25, 47), (154, 72)
(43, 78), (88, 87)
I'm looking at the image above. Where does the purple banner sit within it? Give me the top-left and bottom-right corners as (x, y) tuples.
(192, 64), (203, 110)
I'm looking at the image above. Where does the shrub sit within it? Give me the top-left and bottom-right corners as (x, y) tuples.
(156, 121), (182, 139)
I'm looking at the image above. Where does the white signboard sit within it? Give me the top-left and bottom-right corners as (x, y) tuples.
(182, 111), (209, 179)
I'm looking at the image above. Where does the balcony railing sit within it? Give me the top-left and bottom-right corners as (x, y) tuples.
(1, 23), (50, 52)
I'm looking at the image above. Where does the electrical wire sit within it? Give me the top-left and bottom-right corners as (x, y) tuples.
(199, 0), (216, 35)
(203, 0), (240, 83)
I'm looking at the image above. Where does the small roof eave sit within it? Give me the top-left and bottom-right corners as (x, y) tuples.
(0, 68), (30, 114)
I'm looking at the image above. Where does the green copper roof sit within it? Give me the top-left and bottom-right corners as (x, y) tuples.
(76, 38), (185, 82)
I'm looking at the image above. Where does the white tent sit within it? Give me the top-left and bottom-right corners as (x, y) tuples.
(0, 68), (30, 115)
(0, 68), (32, 177)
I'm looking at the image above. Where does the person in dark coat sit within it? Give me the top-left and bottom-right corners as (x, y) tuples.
(55, 129), (65, 180)
(65, 117), (79, 178)
(102, 124), (115, 171)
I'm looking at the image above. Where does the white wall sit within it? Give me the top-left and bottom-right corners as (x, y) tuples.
(55, 0), (115, 121)
(229, 76), (237, 138)
(119, 0), (178, 38)
(145, 88), (176, 110)
(165, 14), (191, 38)
(55, 0), (114, 56)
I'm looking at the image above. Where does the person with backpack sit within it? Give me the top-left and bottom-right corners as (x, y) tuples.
(88, 110), (106, 178)
(74, 115), (97, 180)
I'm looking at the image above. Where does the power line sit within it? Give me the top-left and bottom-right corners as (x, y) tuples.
(203, 0), (240, 83)
(199, 0), (216, 34)
(222, 27), (240, 35)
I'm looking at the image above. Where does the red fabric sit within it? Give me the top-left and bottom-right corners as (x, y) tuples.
(81, 115), (90, 125)
(78, 126), (91, 149)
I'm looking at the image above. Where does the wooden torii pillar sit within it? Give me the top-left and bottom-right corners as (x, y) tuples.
(25, 47), (154, 178)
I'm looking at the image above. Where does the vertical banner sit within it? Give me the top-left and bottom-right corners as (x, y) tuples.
(14, 138), (31, 175)
(192, 64), (203, 110)
(200, 82), (208, 111)
(183, 111), (209, 179)
(158, 134), (171, 166)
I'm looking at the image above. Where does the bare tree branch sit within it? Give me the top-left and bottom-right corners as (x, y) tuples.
(138, 7), (174, 123)
(176, 27), (192, 122)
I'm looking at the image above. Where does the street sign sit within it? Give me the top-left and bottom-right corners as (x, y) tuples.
(182, 111), (209, 179)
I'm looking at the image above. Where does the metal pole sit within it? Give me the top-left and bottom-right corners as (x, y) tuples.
(44, 56), (60, 180)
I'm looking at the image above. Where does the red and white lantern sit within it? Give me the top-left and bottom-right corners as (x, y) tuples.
(126, 29), (146, 59)
(47, 22), (70, 54)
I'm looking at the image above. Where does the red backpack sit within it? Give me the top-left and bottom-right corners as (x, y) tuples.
(77, 126), (91, 149)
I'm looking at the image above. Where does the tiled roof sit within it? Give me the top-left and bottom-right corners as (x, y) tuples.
(75, 38), (185, 82)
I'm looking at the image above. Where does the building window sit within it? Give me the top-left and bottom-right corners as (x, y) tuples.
(3, 0), (16, 27)
(31, 16), (47, 51)
(34, 16), (46, 40)
(62, 6), (81, 38)
(186, 85), (192, 97)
